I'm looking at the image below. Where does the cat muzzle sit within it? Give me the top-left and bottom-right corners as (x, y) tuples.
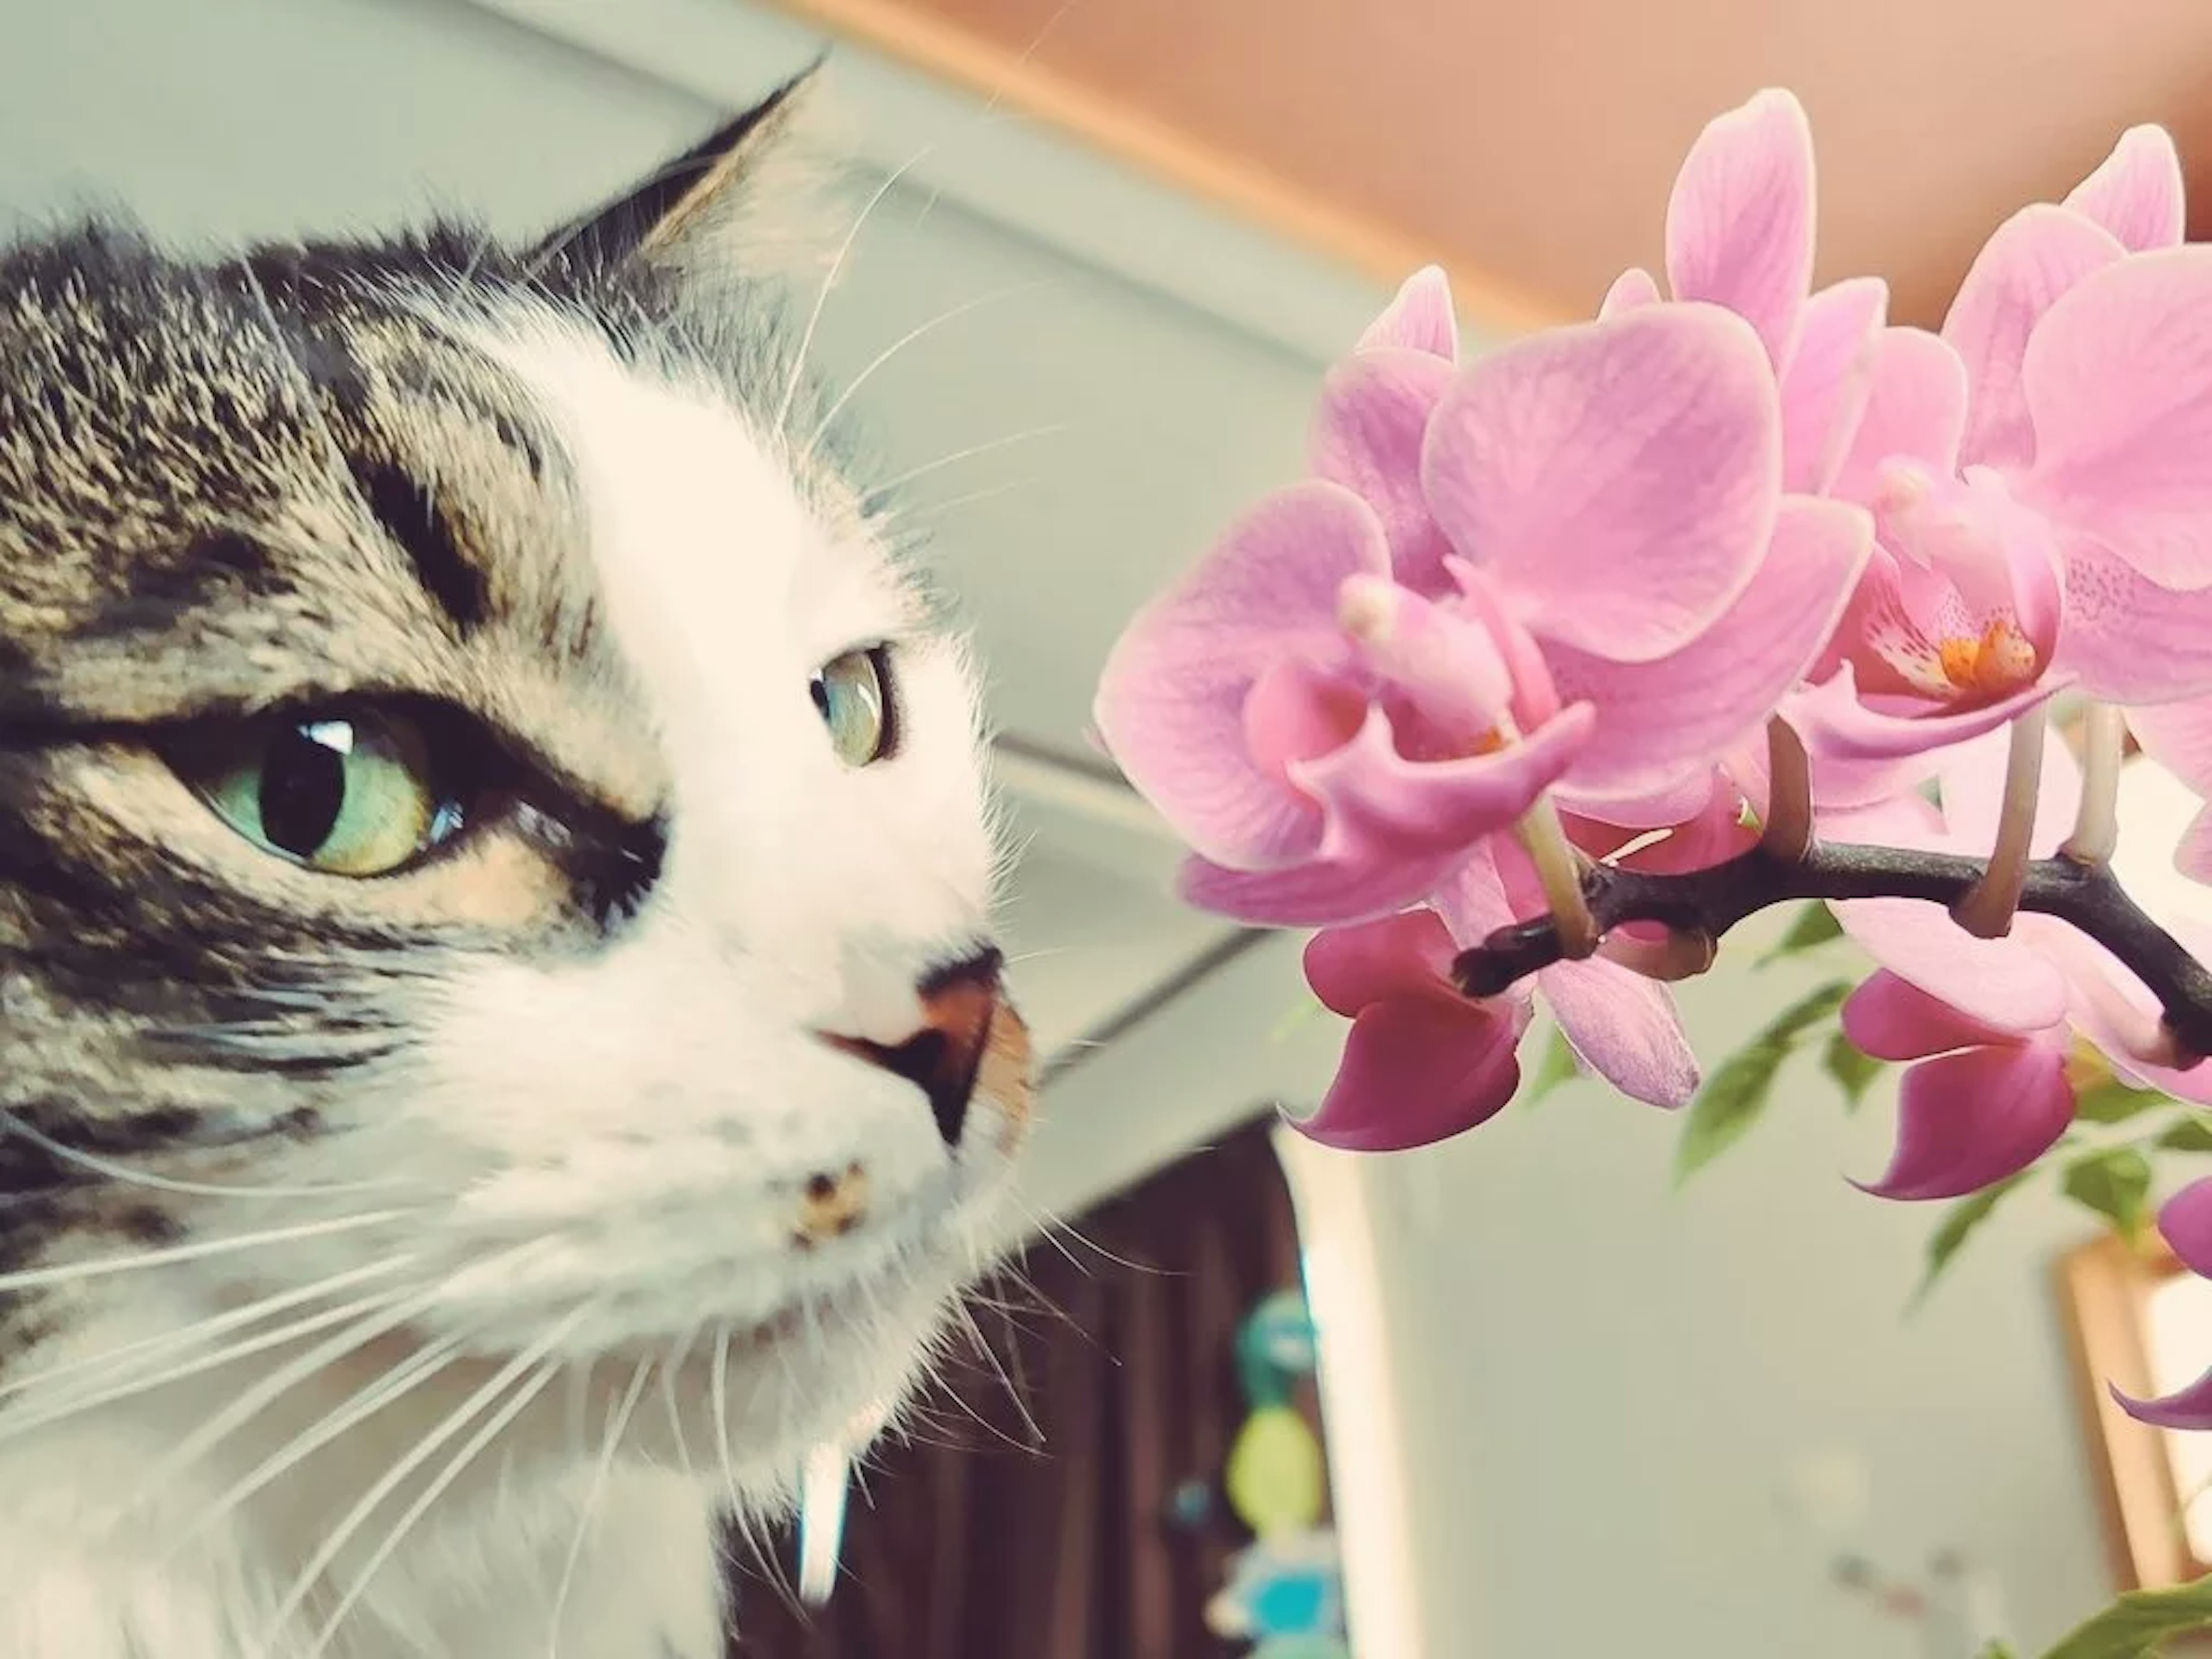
(818, 946), (1033, 1150)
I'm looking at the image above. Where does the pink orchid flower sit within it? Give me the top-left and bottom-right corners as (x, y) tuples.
(1294, 908), (1531, 1152)
(1094, 289), (1869, 929)
(2115, 1179), (2212, 1430)
(1600, 88), (1891, 501)
(2127, 698), (2212, 882)
(1290, 834), (1699, 1154)
(1838, 971), (2076, 1200)
(1440, 840), (1701, 1108)
(1825, 728), (2212, 1198)
(1789, 124), (2212, 785)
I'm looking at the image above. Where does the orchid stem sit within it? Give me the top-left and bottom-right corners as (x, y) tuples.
(1952, 707), (2047, 940)
(1516, 795), (1599, 960)
(1759, 716), (1815, 863)
(2059, 702), (2127, 868)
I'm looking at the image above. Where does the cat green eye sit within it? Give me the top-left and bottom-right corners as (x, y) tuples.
(812, 647), (894, 767)
(173, 709), (466, 878)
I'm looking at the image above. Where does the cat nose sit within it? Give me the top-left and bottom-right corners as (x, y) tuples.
(822, 946), (1006, 1149)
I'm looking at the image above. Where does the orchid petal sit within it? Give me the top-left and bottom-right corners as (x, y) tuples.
(1178, 703), (1596, 927)
(1539, 955), (1700, 1107)
(2021, 247), (2212, 590)
(1834, 897), (2070, 1033)
(1094, 482), (1389, 868)
(1310, 347), (1457, 596)
(1302, 910), (1460, 1019)
(1600, 267), (1661, 318)
(1287, 995), (1524, 1153)
(1783, 660), (2067, 764)
(1842, 969), (2016, 1062)
(1780, 278), (1888, 494)
(1358, 265), (1459, 361)
(1941, 204), (2123, 472)
(1855, 1040), (2073, 1200)
(1664, 88), (1816, 367)
(1423, 304), (1782, 662)
(2116, 1366), (2212, 1433)
(2062, 125), (2186, 253)
(2181, 806), (2212, 885)
(1933, 724), (2082, 858)
(1829, 327), (1970, 504)
(2128, 695), (2212, 794)
(2161, 1179), (2212, 1279)
(2055, 539), (2212, 703)
(1546, 497), (1872, 801)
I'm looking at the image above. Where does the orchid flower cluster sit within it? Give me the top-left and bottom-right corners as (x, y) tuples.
(1092, 90), (2212, 1436)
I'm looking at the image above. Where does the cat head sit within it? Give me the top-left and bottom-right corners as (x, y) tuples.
(0, 68), (1031, 1509)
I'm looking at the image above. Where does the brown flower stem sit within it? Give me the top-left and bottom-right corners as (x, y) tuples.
(1450, 839), (2212, 1066)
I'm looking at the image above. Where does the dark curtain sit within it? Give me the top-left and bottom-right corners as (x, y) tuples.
(728, 1115), (1319, 1659)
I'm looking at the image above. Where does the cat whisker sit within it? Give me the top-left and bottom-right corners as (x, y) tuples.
(0, 1112), (402, 1202)
(264, 1310), (587, 1650)
(800, 278), (1056, 466)
(710, 1319), (740, 1513)
(291, 1317), (584, 1659)
(875, 478), (1036, 543)
(858, 423), (1068, 505)
(105, 1278), (453, 1505)
(774, 145), (943, 442)
(0, 1275), (421, 1455)
(0, 1256), (410, 1408)
(658, 1321), (705, 1483)
(170, 1327), (472, 1558)
(547, 1353), (651, 1651)
(0, 1206), (413, 1300)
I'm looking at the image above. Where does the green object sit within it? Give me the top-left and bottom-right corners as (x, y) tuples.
(1524, 1028), (1582, 1107)
(1912, 1172), (2031, 1309)
(1820, 1029), (1884, 1112)
(2035, 1570), (2212, 1659)
(1758, 902), (1844, 964)
(1675, 982), (1852, 1183)
(1236, 1290), (1317, 1406)
(1225, 1405), (1325, 1538)
(2061, 1147), (2155, 1241)
(2074, 1078), (2166, 1126)
(2157, 1114), (2212, 1153)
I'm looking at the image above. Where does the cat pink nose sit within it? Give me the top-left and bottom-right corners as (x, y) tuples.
(821, 948), (1010, 1149)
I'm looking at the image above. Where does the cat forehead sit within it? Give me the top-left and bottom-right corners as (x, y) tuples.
(0, 226), (911, 813)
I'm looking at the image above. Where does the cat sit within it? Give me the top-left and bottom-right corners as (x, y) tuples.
(0, 66), (1034, 1659)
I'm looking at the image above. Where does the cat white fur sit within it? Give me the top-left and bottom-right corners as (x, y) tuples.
(0, 312), (1020, 1658)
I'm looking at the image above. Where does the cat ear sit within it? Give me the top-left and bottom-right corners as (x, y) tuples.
(527, 62), (846, 286)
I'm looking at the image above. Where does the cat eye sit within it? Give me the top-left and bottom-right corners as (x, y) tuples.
(812, 647), (895, 767)
(170, 707), (469, 878)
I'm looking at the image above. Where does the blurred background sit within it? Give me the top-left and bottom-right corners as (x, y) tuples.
(10, 0), (2212, 1653)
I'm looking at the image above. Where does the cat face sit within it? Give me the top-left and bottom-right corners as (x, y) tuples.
(0, 71), (1031, 1524)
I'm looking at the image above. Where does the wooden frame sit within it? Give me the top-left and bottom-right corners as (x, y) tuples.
(2055, 1231), (2212, 1591)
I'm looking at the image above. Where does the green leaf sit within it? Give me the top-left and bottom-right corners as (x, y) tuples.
(1912, 1172), (2030, 1309)
(1524, 1029), (1582, 1107)
(2036, 1570), (2212, 1659)
(2062, 1147), (2155, 1242)
(1765, 980), (1853, 1043)
(1676, 1040), (1790, 1184)
(1821, 1030), (1884, 1112)
(2074, 1078), (2168, 1126)
(2158, 1115), (2212, 1154)
(1759, 902), (1843, 964)
(1673, 983), (1853, 1184)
